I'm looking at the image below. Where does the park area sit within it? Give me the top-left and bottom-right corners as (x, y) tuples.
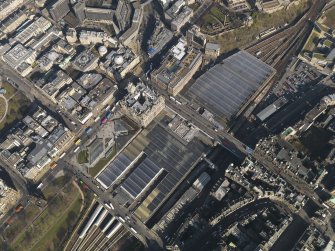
(322, 6), (335, 29)
(197, 4), (244, 35)
(1, 175), (87, 251)
(0, 82), (31, 132)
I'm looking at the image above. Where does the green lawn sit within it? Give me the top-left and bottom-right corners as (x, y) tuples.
(189, 3), (200, 11)
(3, 203), (42, 244)
(208, 0), (309, 53)
(202, 13), (219, 26)
(30, 195), (82, 251)
(77, 150), (88, 164)
(2, 82), (17, 99)
(302, 29), (321, 52)
(210, 6), (226, 22)
(323, 7), (335, 29)
(89, 146), (116, 177)
(11, 181), (83, 251)
(0, 91), (31, 131)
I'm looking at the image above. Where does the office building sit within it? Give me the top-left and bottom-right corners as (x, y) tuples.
(205, 43), (220, 58)
(73, 1), (86, 22)
(115, 0), (132, 32)
(0, 0), (24, 21)
(48, 0), (71, 22)
(151, 40), (202, 96)
(171, 6), (193, 31)
(186, 25), (207, 49)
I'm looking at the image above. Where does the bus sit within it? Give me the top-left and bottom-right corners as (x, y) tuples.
(74, 146), (80, 153)
(59, 152), (66, 159)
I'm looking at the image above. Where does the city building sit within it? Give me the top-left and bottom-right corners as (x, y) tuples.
(165, 0), (185, 22)
(119, 3), (143, 46)
(83, 7), (114, 23)
(0, 106), (73, 180)
(65, 28), (77, 43)
(171, 6), (193, 32)
(0, 0), (24, 21)
(34, 68), (73, 102)
(0, 8), (27, 34)
(2, 43), (37, 72)
(186, 50), (276, 120)
(56, 78), (117, 124)
(79, 30), (117, 45)
(256, 0), (283, 13)
(99, 46), (140, 79)
(151, 40), (203, 96)
(13, 16), (52, 45)
(48, 0), (71, 22)
(299, 26), (335, 75)
(0, 178), (20, 219)
(205, 43), (220, 58)
(115, 0), (132, 33)
(227, 0), (251, 11)
(73, 0), (86, 22)
(147, 21), (173, 58)
(186, 25), (207, 49)
(292, 226), (328, 251)
(120, 81), (165, 127)
(72, 49), (99, 72)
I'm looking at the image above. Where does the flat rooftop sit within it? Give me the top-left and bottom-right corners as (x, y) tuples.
(186, 50), (275, 119)
(96, 113), (209, 220)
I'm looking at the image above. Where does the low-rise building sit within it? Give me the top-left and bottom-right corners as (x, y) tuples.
(205, 43), (220, 58)
(2, 43), (37, 72)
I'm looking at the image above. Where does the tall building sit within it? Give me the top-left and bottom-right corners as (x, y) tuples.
(48, 0), (70, 22)
(73, 0), (86, 22)
(0, 178), (20, 218)
(0, 0), (24, 21)
(115, 0), (132, 32)
(186, 25), (207, 49)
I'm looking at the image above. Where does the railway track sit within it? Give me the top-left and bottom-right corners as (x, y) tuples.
(246, 0), (325, 62)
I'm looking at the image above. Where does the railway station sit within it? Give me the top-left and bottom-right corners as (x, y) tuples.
(186, 50), (276, 120)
